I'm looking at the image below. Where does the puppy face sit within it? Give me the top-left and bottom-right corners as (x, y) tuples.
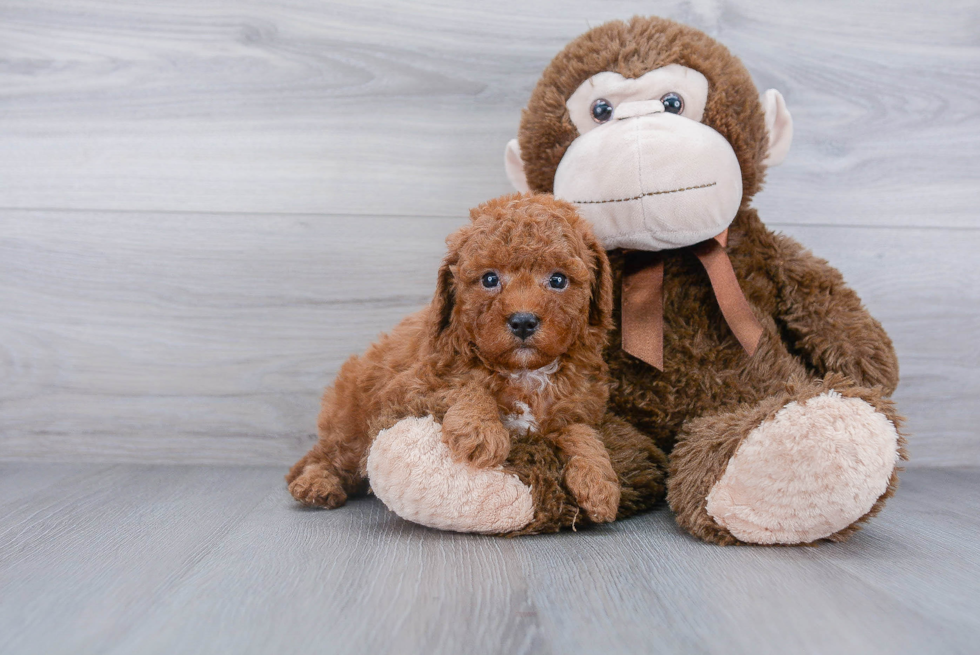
(431, 194), (612, 371)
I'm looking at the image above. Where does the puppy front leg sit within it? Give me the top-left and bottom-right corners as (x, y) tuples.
(442, 384), (510, 469)
(554, 424), (621, 523)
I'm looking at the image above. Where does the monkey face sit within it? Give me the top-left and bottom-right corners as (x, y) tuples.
(552, 65), (743, 251)
(503, 17), (794, 253)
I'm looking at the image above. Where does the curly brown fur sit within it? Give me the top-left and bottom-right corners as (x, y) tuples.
(602, 211), (901, 457)
(505, 413), (668, 536)
(598, 414), (669, 519)
(554, 423), (621, 522)
(287, 193), (633, 523)
(515, 16), (905, 544)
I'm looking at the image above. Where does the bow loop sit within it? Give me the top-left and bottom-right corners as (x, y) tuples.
(620, 231), (763, 370)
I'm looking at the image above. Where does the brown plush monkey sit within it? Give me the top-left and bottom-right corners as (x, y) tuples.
(368, 16), (906, 544)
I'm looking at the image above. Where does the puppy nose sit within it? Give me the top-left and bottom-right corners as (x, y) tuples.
(507, 312), (540, 340)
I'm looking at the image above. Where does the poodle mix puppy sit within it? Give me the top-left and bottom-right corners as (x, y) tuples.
(287, 193), (629, 524)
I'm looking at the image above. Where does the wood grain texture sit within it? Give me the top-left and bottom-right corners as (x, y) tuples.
(0, 0), (977, 226)
(801, 467), (980, 646)
(1, 211), (976, 465)
(0, 210), (460, 464)
(0, 0), (977, 464)
(0, 465), (276, 655)
(0, 464), (977, 654)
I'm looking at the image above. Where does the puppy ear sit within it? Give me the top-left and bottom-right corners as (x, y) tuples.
(585, 231), (613, 328)
(428, 253), (458, 338)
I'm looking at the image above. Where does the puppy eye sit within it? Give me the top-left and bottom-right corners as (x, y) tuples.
(590, 98), (613, 123)
(661, 92), (683, 114)
(481, 272), (500, 289)
(548, 273), (568, 290)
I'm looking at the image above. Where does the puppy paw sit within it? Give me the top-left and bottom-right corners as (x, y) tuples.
(288, 466), (347, 508)
(441, 411), (511, 469)
(564, 458), (621, 523)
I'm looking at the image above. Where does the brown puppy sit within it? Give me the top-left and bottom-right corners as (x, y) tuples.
(286, 193), (620, 522)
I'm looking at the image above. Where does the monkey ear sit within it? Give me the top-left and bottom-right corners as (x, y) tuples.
(504, 139), (531, 193)
(761, 89), (794, 167)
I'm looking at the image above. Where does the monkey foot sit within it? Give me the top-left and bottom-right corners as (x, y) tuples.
(705, 391), (900, 544)
(366, 416), (535, 534)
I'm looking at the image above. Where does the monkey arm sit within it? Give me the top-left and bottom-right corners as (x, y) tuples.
(768, 233), (900, 394)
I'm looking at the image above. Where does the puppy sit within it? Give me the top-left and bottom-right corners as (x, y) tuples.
(286, 193), (620, 522)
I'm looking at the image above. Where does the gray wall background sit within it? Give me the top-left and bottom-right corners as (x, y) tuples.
(1, 0), (977, 466)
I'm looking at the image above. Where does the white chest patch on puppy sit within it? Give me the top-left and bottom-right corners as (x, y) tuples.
(500, 360), (557, 434)
(507, 360), (559, 393)
(502, 401), (538, 435)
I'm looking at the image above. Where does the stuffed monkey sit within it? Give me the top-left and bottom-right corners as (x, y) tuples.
(368, 16), (906, 544)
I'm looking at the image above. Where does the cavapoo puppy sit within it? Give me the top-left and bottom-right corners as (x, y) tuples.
(286, 193), (622, 522)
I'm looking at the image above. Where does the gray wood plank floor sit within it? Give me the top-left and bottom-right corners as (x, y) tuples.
(1, 464), (977, 655)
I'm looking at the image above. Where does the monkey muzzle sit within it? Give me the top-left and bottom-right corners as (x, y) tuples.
(553, 105), (761, 369)
(553, 109), (743, 252)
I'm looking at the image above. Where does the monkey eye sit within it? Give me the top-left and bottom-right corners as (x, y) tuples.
(590, 98), (614, 123)
(481, 272), (500, 289)
(548, 273), (569, 290)
(661, 92), (684, 114)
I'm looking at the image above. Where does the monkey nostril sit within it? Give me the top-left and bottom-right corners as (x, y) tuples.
(507, 312), (540, 340)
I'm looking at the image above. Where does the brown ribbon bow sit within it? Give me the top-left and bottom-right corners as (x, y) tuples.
(621, 230), (763, 370)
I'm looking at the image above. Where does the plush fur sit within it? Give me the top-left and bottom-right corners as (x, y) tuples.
(705, 390), (900, 544)
(505, 16), (908, 544)
(287, 194), (666, 528)
(366, 415), (536, 533)
(503, 413), (668, 535)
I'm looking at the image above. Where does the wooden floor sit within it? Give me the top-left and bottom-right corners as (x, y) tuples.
(1, 464), (977, 655)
